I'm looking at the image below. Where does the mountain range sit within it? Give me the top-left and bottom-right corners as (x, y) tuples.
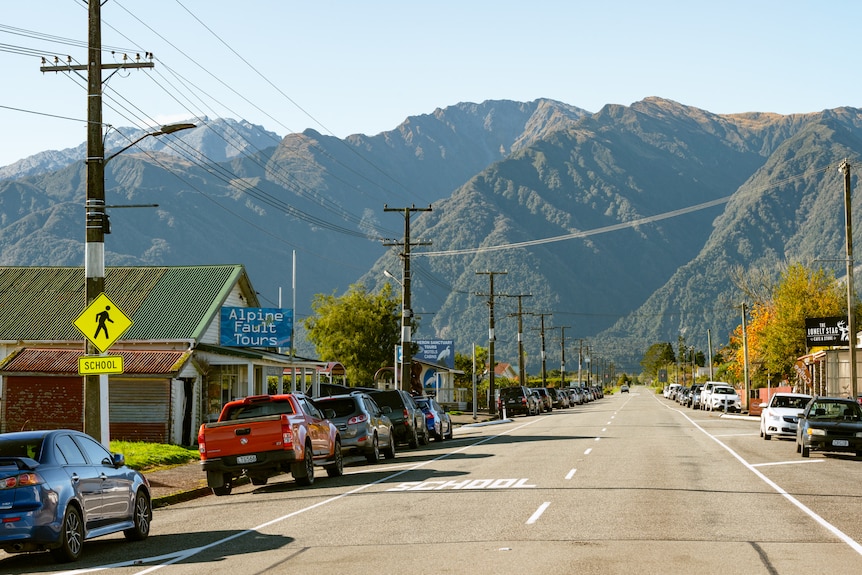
(1, 98), (859, 375)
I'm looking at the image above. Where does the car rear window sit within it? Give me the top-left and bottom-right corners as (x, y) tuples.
(370, 391), (402, 409)
(0, 438), (43, 460)
(224, 399), (295, 420)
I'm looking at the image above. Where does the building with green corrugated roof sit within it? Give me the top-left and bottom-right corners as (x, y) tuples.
(0, 265), (326, 444)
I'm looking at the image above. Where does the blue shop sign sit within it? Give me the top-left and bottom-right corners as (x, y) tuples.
(220, 307), (293, 347)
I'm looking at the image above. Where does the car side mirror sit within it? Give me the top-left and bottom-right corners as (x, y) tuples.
(759, 403), (767, 408)
(112, 453), (126, 468)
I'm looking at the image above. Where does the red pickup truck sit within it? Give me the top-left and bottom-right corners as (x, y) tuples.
(198, 393), (343, 495)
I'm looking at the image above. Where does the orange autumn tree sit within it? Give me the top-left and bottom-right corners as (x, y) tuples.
(726, 263), (850, 385)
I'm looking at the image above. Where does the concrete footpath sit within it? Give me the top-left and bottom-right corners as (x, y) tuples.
(145, 411), (497, 507)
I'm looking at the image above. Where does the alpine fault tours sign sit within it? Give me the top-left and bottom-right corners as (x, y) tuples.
(220, 307), (293, 347)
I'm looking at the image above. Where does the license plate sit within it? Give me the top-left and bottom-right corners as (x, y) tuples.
(236, 454), (257, 464)
(832, 439), (849, 447)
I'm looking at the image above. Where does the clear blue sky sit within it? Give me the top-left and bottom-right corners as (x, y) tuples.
(1, 0), (860, 167)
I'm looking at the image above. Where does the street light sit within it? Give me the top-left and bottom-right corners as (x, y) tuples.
(84, 121), (195, 446)
(383, 269), (407, 390)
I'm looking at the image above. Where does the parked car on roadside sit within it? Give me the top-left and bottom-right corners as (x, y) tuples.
(686, 384), (702, 408)
(367, 389), (429, 447)
(414, 396), (453, 440)
(759, 392), (813, 440)
(548, 387), (569, 409)
(0, 429), (152, 563)
(315, 392), (396, 462)
(531, 388), (553, 412)
(705, 385), (741, 412)
(498, 386), (539, 417)
(796, 397), (862, 458)
(700, 381), (730, 410)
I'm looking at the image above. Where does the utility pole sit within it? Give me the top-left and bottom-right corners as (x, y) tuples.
(559, 326), (570, 387)
(41, 2), (153, 444)
(476, 271), (507, 415)
(530, 313), (552, 387)
(502, 294), (532, 388)
(742, 303), (750, 405)
(384, 205), (432, 393)
(840, 160), (858, 400)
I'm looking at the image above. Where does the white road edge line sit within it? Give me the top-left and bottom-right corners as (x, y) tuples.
(657, 395), (862, 557)
(527, 502), (551, 524)
(751, 459), (824, 468)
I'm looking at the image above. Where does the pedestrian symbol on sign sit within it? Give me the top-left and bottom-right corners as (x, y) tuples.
(74, 293), (133, 353)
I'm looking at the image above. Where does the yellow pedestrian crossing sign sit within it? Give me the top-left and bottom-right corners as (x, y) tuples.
(74, 293), (133, 353)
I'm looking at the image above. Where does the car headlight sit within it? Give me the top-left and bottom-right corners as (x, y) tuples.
(807, 428), (826, 436)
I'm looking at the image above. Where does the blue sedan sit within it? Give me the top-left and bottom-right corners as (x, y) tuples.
(0, 429), (152, 562)
(414, 396), (453, 441)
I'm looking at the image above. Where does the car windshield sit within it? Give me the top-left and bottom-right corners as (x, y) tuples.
(773, 396), (810, 409)
(316, 398), (359, 418)
(714, 387), (735, 395)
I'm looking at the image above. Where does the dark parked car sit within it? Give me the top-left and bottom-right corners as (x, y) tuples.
(796, 397), (862, 458)
(0, 429), (152, 563)
(498, 386), (539, 417)
(414, 396), (453, 441)
(368, 389), (429, 447)
(315, 392), (396, 463)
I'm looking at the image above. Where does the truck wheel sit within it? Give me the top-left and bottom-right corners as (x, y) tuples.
(292, 443), (315, 486)
(801, 444), (810, 458)
(383, 431), (396, 459)
(212, 475), (233, 496)
(326, 441), (344, 477)
(408, 427), (419, 448)
(365, 434), (380, 464)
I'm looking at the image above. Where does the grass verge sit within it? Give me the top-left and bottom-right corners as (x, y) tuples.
(110, 441), (200, 471)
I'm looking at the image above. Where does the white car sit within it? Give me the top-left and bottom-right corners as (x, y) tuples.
(706, 385), (741, 412)
(759, 392), (812, 440)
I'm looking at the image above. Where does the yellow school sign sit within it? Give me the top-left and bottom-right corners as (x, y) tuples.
(74, 293), (133, 353)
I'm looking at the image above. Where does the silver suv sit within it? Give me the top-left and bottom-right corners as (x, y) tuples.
(315, 392), (396, 463)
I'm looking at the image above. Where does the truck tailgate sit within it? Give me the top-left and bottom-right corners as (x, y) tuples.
(202, 415), (287, 457)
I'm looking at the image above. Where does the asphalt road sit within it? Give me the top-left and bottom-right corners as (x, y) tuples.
(6, 388), (862, 574)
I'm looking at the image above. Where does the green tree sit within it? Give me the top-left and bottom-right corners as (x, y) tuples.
(640, 342), (676, 380)
(303, 283), (401, 384)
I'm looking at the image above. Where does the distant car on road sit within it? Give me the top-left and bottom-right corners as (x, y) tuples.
(0, 429), (152, 563)
(796, 397), (862, 458)
(620, 384), (630, 393)
(759, 392), (812, 440)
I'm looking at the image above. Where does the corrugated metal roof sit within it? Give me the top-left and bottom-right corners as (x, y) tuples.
(0, 265), (254, 342)
(0, 347), (192, 376)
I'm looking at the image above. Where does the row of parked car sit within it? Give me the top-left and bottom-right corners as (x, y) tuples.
(497, 384), (604, 417)
(315, 388), (453, 464)
(664, 381), (741, 412)
(663, 384), (862, 459)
